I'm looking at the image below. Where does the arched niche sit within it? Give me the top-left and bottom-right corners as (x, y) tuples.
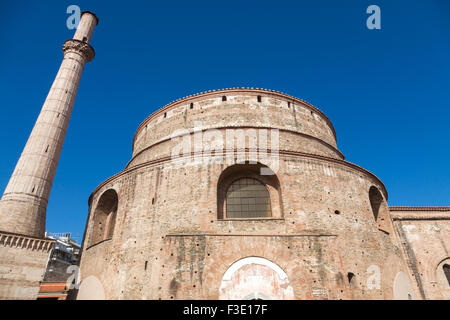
(76, 275), (105, 300)
(219, 257), (294, 300)
(436, 258), (450, 299)
(393, 272), (415, 300)
(89, 189), (118, 246)
(368, 186), (392, 234)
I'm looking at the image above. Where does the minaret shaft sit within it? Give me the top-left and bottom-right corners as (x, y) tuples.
(0, 12), (98, 238)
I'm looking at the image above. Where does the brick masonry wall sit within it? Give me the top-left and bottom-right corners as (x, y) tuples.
(0, 232), (54, 299)
(77, 90), (421, 300)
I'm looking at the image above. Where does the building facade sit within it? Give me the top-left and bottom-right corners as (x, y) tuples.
(76, 88), (450, 300)
(43, 233), (81, 283)
(0, 10), (448, 300)
(36, 233), (81, 300)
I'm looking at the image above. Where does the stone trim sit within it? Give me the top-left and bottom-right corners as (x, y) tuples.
(132, 88), (338, 150)
(0, 230), (54, 252)
(62, 39), (95, 62)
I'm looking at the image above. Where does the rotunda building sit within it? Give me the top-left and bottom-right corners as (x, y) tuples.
(77, 88), (416, 300)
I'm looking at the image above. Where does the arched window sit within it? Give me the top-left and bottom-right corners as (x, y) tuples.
(369, 186), (383, 222)
(368, 186), (392, 234)
(90, 189), (118, 246)
(226, 178), (271, 218)
(217, 162), (283, 219)
(444, 264), (450, 286)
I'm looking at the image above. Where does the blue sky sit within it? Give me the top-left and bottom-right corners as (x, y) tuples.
(0, 1), (449, 241)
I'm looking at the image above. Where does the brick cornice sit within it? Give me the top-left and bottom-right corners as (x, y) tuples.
(132, 88), (337, 150)
(90, 149), (388, 201)
(389, 206), (450, 211)
(0, 230), (54, 252)
(390, 206), (450, 221)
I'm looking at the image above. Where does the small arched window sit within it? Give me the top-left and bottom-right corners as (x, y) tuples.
(347, 272), (356, 287)
(226, 178), (271, 218)
(444, 264), (450, 286)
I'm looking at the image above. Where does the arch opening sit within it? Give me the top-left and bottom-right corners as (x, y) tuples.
(217, 162), (283, 219)
(90, 189), (118, 246)
(393, 271), (415, 300)
(368, 186), (391, 234)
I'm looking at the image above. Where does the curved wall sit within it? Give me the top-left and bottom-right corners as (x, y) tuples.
(129, 89), (341, 168)
(78, 89), (412, 300)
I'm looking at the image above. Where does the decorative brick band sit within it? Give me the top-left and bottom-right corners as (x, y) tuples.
(166, 233), (337, 237)
(0, 230), (54, 252)
(127, 125), (345, 169)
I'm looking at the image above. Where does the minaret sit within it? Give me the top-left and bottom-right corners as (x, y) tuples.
(0, 11), (98, 238)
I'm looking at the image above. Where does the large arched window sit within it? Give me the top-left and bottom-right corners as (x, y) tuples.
(90, 189), (118, 246)
(226, 178), (271, 218)
(217, 162), (283, 219)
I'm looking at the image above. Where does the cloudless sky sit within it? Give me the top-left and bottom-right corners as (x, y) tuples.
(0, 1), (449, 242)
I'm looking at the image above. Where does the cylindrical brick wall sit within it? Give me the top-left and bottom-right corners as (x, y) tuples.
(78, 90), (414, 300)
